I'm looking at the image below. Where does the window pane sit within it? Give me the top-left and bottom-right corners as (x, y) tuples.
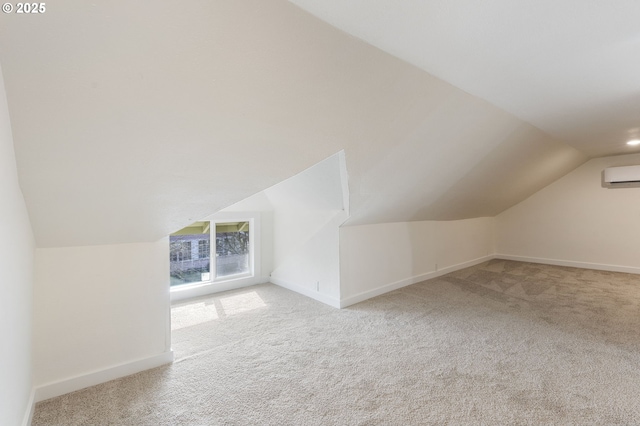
(216, 221), (250, 278)
(198, 240), (209, 259)
(170, 222), (210, 286)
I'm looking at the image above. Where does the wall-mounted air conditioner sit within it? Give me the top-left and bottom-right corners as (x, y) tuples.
(602, 165), (640, 188)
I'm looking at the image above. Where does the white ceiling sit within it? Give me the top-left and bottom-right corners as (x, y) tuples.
(289, 0), (640, 158)
(0, 1), (595, 247)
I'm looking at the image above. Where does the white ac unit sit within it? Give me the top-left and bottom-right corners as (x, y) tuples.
(603, 165), (640, 188)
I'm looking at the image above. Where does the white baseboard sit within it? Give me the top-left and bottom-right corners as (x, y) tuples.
(270, 276), (341, 309)
(34, 350), (174, 403)
(495, 254), (640, 275)
(275, 254), (640, 310)
(339, 255), (495, 308)
(170, 275), (270, 302)
(22, 387), (36, 426)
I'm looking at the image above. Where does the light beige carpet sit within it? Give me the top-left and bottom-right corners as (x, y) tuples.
(33, 260), (640, 425)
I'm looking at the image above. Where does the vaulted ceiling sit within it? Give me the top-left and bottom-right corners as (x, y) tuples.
(2, 0), (633, 247)
(290, 0), (640, 158)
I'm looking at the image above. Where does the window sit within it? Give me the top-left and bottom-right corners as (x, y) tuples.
(169, 222), (210, 287)
(169, 217), (256, 290)
(215, 221), (250, 278)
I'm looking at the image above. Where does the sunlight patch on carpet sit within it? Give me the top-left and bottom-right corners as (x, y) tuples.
(171, 291), (267, 330)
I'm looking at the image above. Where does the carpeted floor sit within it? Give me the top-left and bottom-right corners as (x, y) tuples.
(33, 260), (640, 425)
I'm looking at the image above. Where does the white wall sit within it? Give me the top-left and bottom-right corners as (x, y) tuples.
(270, 209), (347, 305)
(266, 152), (348, 306)
(33, 240), (171, 395)
(0, 66), (35, 426)
(340, 217), (494, 306)
(496, 154), (640, 271)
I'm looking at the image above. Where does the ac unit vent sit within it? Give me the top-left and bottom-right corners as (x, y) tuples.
(603, 165), (640, 188)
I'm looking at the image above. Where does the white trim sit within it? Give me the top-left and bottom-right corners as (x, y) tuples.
(170, 275), (270, 302)
(337, 150), (350, 215)
(495, 254), (640, 275)
(34, 351), (174, 403)
(339, 255), (495, 308)
(337, 254), (640, 310)
(270, 276), (341, 309)
(22, 387), (35, 426)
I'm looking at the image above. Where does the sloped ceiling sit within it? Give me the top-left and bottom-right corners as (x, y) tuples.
(289, 0), (640, 158)
(0, 0), (586, 247)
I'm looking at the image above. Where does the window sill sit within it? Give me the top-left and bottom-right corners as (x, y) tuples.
(170, 273), (268, 303)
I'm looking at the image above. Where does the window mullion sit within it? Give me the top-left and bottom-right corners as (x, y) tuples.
(210, 221), (216, 281)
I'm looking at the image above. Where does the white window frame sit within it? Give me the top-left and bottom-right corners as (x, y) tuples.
(170, 211), (262, 302)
